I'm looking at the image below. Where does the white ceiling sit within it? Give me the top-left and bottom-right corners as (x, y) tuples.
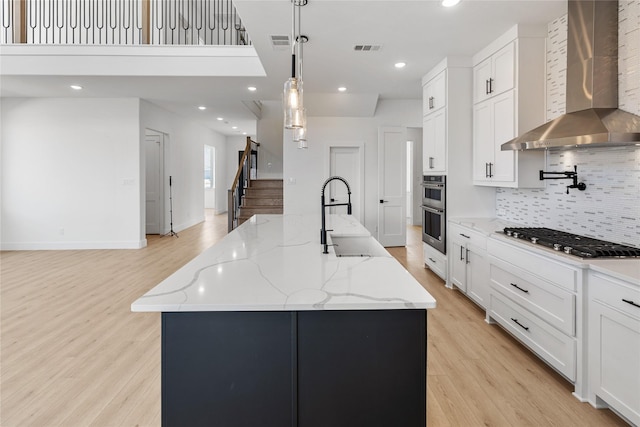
(0, 0), (567, 136)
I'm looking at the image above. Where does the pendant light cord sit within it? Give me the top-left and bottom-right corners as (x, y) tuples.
(291, 0), (296, 78)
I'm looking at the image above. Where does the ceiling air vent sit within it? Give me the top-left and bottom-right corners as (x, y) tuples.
(270, 35), (290, 50)
(354, 45), (381, 52)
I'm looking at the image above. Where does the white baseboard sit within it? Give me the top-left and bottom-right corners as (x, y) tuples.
(0, 239), (147, 250)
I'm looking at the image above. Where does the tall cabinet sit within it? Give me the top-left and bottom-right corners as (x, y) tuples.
(421, 58), (495, 281)
(471, 25), (547, 188)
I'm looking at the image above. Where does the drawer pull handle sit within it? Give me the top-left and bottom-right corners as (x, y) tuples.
(460, 233), (470, 239)
(429, 257), (436, 263)
(460, 246), (464, 261)
(622, 299), (640, 308)
(511, 318), (529, 331)
(510, 283), (529, 294)
(465, 248), (470, 264)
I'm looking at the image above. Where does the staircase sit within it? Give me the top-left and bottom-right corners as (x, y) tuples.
(238, 179), (283, 225)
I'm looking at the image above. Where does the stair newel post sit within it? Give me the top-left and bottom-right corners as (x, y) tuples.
(228, 189), (234, 232)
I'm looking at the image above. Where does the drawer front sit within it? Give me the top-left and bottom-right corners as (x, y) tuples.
(488, 238), (579, 292)
(490, 292), (576, 381)
(491, 264), (575, 336)
(590, 272), (640, 320)
(423, 243), (446, 281)
(449, 223), (486, 250)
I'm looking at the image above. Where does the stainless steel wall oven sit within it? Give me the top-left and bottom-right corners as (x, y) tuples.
(421, 175), (446, 253)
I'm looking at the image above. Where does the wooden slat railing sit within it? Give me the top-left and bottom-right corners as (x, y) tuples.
(1, 0), (250, 45)
(228, 136), (258, 232)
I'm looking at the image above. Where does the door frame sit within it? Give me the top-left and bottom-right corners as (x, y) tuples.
(323, 141), (365, 224)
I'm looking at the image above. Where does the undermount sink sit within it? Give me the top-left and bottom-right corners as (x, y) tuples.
(329, 235), (389, 257)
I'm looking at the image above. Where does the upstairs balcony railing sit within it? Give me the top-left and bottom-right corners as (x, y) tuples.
(1, 0), (250, 46)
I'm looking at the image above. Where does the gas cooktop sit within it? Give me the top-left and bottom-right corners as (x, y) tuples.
(502, 227), (640, 258)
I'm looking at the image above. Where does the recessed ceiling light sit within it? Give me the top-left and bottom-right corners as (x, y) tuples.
(394, 62), (406, 69)
(70, 85), (83, 90)
(232, 126), (238, 129)
(198, 106), (207, 110)
(242, 132), (247, 135)
(338, 87), (347, 92)
(217, 117), (224, 121)
(248, 86), (257, 91)
(441, 0), (461, 7)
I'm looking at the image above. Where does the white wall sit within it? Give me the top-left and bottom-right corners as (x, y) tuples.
(283, 99), (422, 234)
(140, 100), (228, 226)
(0, 97), (229, 250)
(1, 98), (142, 249)
(256, 101), (284, 179)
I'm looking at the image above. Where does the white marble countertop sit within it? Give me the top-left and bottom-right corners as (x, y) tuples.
(131, 214), (437, 312)
(450, 217), (640, 284)
(448, 217), (521, 236)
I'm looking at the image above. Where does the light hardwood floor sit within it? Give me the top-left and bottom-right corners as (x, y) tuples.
(0, 212), (627, 426)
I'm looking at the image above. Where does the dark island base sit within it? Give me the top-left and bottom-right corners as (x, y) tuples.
(162, 309), (427, 427)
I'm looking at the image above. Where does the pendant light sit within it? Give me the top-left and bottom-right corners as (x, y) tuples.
(293, 108), (308, 148)
(283, 0), (307, 129)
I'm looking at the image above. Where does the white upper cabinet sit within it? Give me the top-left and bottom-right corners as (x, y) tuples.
(423, 71), (446, 114)
(472, 91), (516, 182)
(471, 25), (546, 188)
(422, 69), (447, 174)
(473, 42), (515, 104)
(422, 58), (476, 175)
(423, 108), (446, 173)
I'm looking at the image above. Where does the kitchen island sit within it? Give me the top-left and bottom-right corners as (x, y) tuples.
(132, 214), (436, 427)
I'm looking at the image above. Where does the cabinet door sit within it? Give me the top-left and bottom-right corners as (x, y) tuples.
(430, 71), (446, 112)
(162, 312), (294, 427)
(491, 42), (515, 96)
(466, 247), (489, 308)
(472, 101), (493, 183)
(491, 91), (515, 182)
(423, 113), (436, 172)
(450, 240), (467, 292)
(424, 71), (446, 114)
(590, 301), (640, 426)
(473, 58), (493, 104)
(297, 310), (427, 427)
(423, 109), (446, 173)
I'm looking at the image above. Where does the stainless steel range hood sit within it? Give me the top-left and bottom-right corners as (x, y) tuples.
(501, 0), (640, 151)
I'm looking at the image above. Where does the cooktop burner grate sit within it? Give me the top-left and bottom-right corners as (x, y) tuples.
(502, 227), (640, 258)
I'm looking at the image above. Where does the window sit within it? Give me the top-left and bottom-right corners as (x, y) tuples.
(204, 145), (215, 189)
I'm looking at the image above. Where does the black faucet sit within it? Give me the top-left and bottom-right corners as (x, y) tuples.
(320, 176), (352, 254)
(539, 165), (587, 194)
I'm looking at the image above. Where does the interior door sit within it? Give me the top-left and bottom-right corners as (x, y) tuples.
(145, 134), (162, 234)
(329, 146), (362, 222)
(378, 127), (406, 247)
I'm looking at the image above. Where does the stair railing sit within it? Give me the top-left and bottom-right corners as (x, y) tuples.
(228, 136), (258, 232)
(1, 0), (251, 45)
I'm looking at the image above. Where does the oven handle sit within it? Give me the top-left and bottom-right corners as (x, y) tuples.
(421, 205), (444, 214)
(421, 183), (444, 189)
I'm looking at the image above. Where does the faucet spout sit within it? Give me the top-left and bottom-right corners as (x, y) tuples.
(320, 176), (353, 254)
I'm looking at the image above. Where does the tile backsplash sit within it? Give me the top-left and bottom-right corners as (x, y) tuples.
(497, 148), (640, 247)
(496, 2), (640, 247)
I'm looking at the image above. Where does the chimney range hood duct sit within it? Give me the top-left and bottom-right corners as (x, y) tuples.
(501, 0), (640, 151)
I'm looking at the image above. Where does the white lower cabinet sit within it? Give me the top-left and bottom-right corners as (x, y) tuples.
(490, 291), (576, 380)
(448, 222), (489, 308)
(487, 237), (585, 397)
(588, 272), (640, 426)
(423, 242), (447, 281)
